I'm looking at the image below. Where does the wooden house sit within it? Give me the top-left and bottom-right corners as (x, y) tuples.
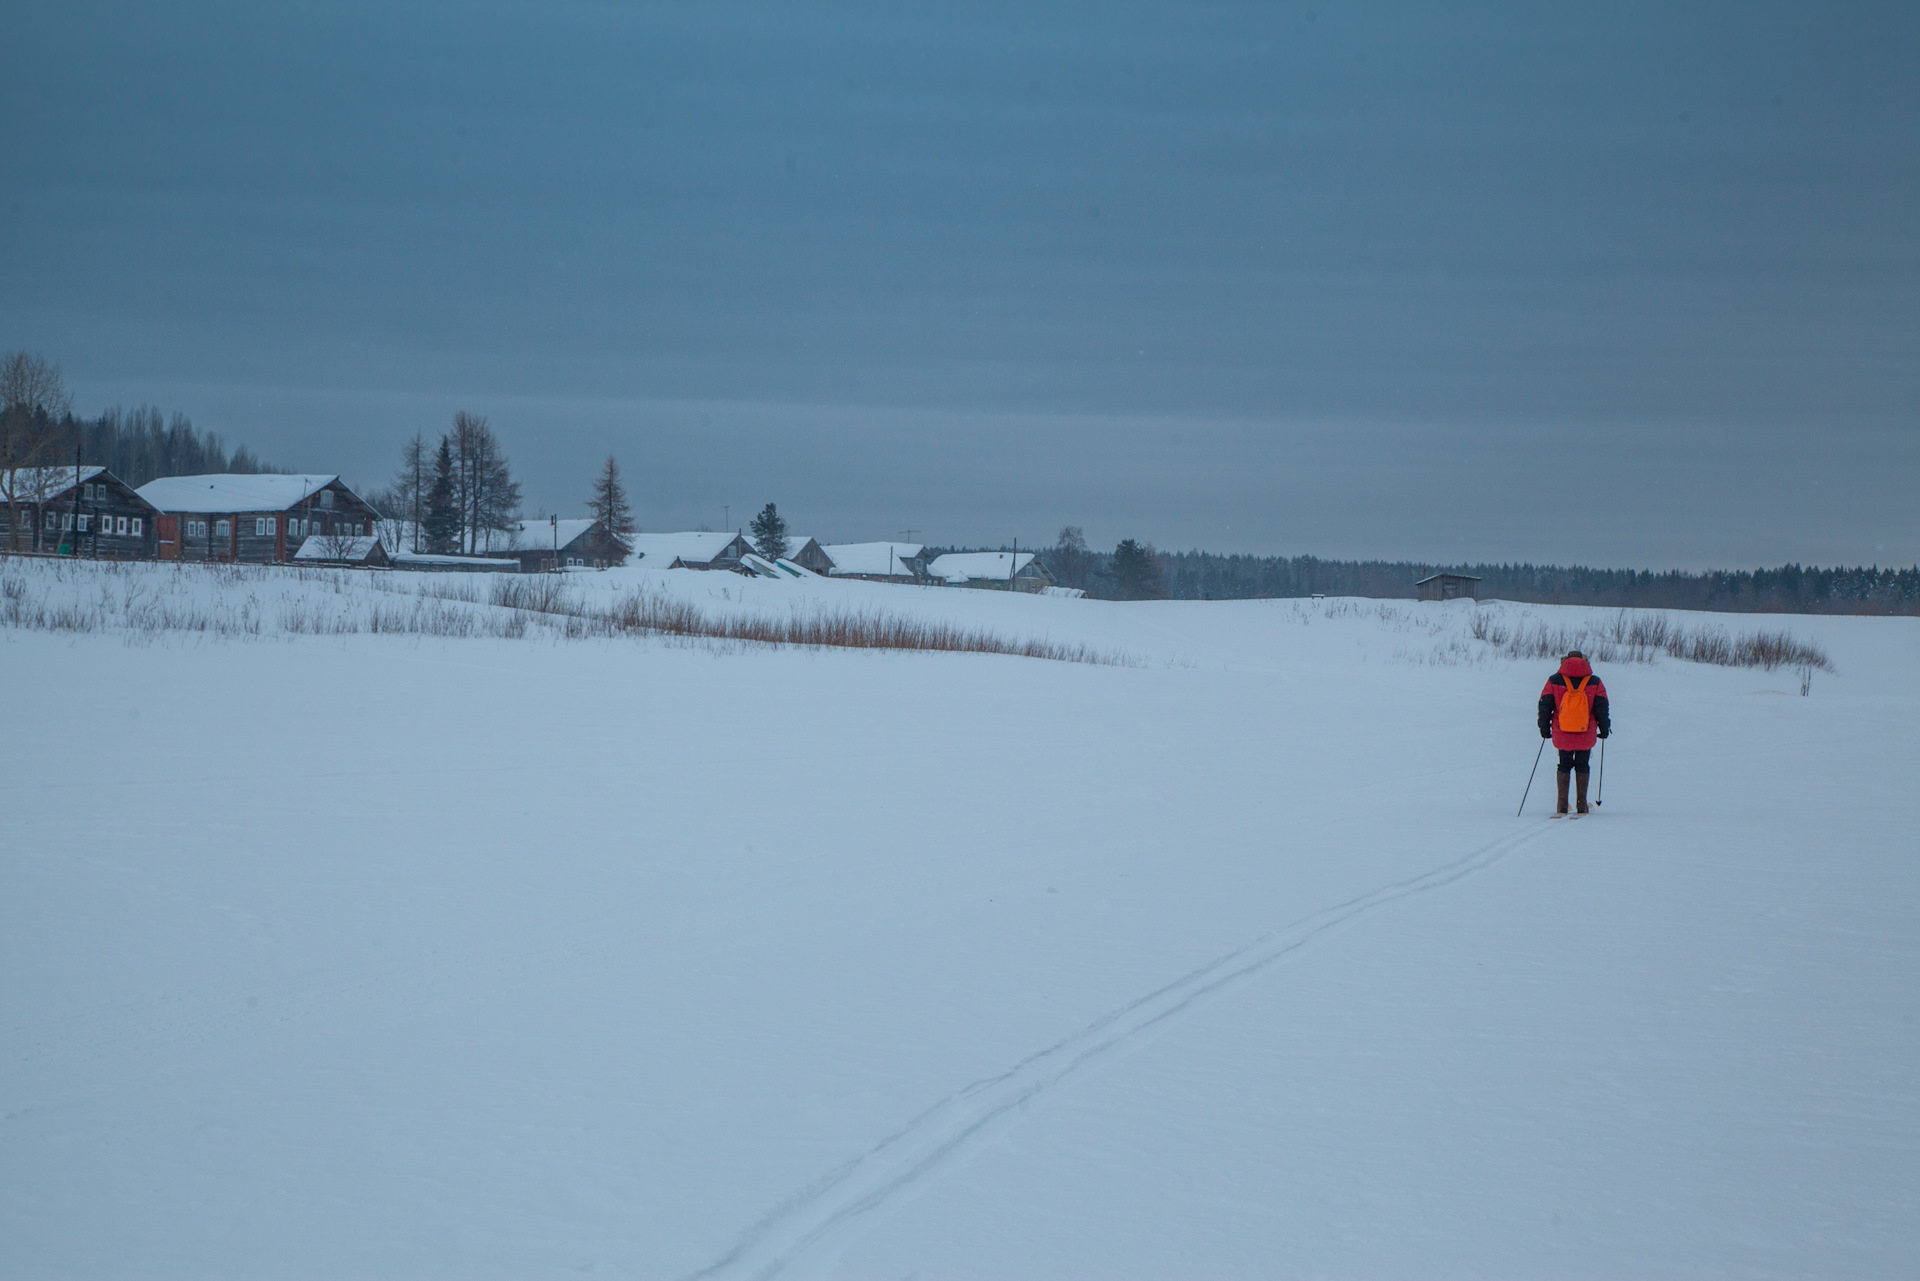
(1416, 572), (1482, 602)
(0, 466), (161, 558)
(777, 535), (835, 576)
(137, 474), (381, 565)
(820, 542), (926, 582)
(477, 518), (620, 572)
(927, 551), (1055, 593)
(626, 531), (754, 571)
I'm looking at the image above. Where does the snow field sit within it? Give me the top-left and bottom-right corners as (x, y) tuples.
(2, 560), (1915, 1278)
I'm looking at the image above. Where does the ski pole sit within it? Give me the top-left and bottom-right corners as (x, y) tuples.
(1595, 737), (1605, 806)
(1518, 739), (1547, 816)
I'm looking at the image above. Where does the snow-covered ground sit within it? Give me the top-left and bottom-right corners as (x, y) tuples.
(3, 561), (1915, 1278)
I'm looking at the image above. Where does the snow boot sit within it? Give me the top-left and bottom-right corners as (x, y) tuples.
(1575, 768), (1591, 815)
(1554, 771), (1570, 816)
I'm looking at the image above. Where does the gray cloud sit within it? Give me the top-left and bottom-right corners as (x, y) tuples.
(6, 1), (1916, 565)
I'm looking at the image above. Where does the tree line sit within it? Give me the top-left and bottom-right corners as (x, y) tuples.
(1035, 527), (1920, 615)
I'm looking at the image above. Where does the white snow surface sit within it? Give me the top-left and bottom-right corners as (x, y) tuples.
(2, 561), (1915, 1279)
(136, 473), (339, 513)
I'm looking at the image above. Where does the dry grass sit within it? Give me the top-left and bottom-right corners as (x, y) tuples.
(0, 560), (1121, 664)
(1469, 608), (1832, 672)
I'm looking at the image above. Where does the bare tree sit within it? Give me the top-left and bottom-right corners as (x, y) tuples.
(1, 352), (75, 551)
(448, 411), (521, 553)
(312, 523), (371, 563)
(1047, 525), (1094, 592)
(390, 432), (428, 551)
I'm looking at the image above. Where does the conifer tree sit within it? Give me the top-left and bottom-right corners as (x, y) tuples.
(1111, 538), (1166, 600)
(424, 436), (459, 554)
(749, 501), (788, 561)
(587, 454), (635, 560)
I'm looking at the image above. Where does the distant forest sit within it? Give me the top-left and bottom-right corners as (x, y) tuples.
(40, 405), (277, 488)
(15, 387), (1916, 617)
(1016, 535), (1920, 616)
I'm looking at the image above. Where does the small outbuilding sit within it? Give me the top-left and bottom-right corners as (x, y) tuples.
(292, 535), (390, 568)
(1416, 572), (1482, 602)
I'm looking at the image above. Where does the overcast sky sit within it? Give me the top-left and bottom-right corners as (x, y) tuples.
(5, 1), (1915, 567)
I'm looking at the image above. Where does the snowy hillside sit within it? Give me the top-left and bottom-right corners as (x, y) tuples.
(2, 559), (1915, 1278)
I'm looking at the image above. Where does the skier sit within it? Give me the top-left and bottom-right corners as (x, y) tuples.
(1538, 649), (1610, 815)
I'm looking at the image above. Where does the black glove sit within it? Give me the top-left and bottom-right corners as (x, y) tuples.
(1596, 725), (1610, 740)
(1540, 727), (1552, 739)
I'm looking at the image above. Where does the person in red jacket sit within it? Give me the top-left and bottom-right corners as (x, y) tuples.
(1538, 650), (1611, 815)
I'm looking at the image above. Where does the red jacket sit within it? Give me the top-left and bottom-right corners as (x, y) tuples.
(1539, 655), (1609, 750)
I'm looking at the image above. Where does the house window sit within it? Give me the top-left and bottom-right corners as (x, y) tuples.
(115, 516), (129, 535)
(215, 519), (231, 539)
(76, 514), (89, 532)
(45, 511), (56, 529)
(131, 518), (142, 536)
(254, 517), (268, 536)
(61, 514), (73, 531)
(319, 490), (334, 509)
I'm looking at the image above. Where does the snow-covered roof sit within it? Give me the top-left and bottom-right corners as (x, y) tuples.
(138, 474), (339, 513)
(821, 542), (924, 576)
(928, 551), (1037, 583)
(389, 549), (518, 567)
(628, 532), (744, 566)
(293, 535), (382, 562)
(477, 519), (600, 554)
(1, 465), (106, 501)
(740, 553), (819, 579)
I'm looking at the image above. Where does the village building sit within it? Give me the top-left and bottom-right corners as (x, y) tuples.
(820, 541), (926, 582)
(476, 518), (620, 572)
(626, 531), (754, 571)
(137, 474), (381, 565)
(292, 535), (390, 568)
(1415, 572), (1483, 602)
(927, 551), (1055, 593)
(0, 466), (161, 559)
(777, 535), (835, 576)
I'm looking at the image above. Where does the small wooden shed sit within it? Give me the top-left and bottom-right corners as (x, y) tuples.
(1416, 573), (1482, 602)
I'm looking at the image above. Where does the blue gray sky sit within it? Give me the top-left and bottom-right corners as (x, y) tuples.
(5, 1), (1915, 567)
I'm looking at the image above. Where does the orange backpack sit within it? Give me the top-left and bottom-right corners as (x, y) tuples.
(1558, 676), (1592, 734)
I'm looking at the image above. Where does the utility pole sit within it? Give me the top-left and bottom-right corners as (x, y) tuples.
(66, 446), (82, 556)
(723, 504), (731, 531)
(551, 512), (558, 571)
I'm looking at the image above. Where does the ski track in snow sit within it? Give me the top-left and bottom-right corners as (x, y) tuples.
(691, 822), (1552, 1281)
